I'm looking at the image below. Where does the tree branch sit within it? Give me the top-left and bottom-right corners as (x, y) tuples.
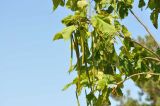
(132, 40), (160, 60)
(143, 57), (160, 62)
(129, 9), (160, 48)
(117, 72), (160, 86)
(118, 32), (160, 59)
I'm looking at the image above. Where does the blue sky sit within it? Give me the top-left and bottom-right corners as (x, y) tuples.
(0, 0), (159, 106)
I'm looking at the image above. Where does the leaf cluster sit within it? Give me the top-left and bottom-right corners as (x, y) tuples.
(52, 0), (160, 105)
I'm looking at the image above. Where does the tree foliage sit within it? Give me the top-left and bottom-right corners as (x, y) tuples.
(52, 0), (160, 105)
(115, 35), (160, 106)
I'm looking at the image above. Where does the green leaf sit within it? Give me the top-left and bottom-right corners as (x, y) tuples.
(62, 77), (78, 91)
(106, 5), (114, 14)
(62, 15), (73, 26)
(66, 0), (78, 11)
(150, 10), (159, 29)
(53, 33), (63, 40)
(97, 79), (107, 90)
(138, 0), (146, 8)
(53, 25), (77, 41)
(123, 37), (133, 51)
(126, 0), (134, 5)
(122, 25), (131, 37)
(116, 87), (123, 96)
(117, 2), (132, 19)
(114, 20), (121, 31)
(62, 82), (73, 91)
(52, 0), (59, 10)
(52, 0), (64, 11)
(135, 58), (143, 70)
(91, 15), (116, 36)
(59, 0), (65, 6)
(147, 0), (156, 10)
(86, 92), (97, 105)
(104, 74), (115, 83)
(156, 48), (160, 55)
(77, 0), (88, 9)
(68, 64), (75, 73)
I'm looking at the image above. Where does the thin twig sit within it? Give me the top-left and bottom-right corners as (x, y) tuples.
(143, 57), (160, 62)
(117, 72), (160, 86)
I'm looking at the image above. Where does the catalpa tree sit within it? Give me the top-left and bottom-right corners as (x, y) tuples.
(52, 0), (160, 105)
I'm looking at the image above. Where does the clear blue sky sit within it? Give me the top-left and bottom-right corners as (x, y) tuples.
(0, 0), (159, 106)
